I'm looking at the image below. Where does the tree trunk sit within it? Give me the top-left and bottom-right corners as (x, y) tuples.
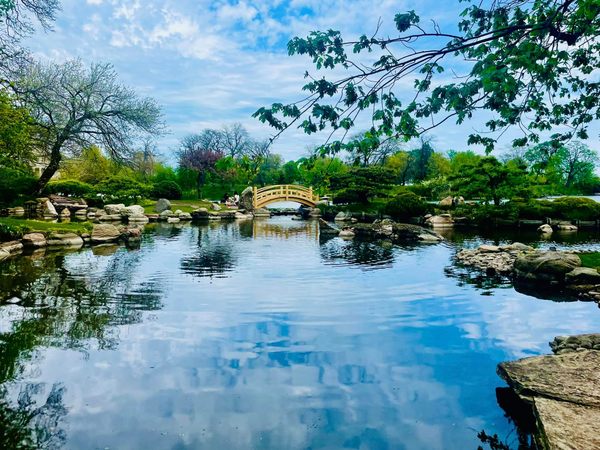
(35, 142), (63, 195)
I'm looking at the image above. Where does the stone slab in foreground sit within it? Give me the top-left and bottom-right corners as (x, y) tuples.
(498, 346), (600, 449)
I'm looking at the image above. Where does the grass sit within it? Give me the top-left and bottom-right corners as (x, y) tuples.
(578, 252), (600, 271)
(0, 217), (93, 236)
(140, 199), (225, 214)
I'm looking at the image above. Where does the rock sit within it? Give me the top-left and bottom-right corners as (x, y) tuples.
(550, 334), (600, 354)
(98, 214), (121, 222)
(87, 212), (96, 219)
(239, 187), (254, 211)
(47, 232), (83, 247)
(439, 196), (454, 207)
(478, 244), (501, 253)
(178, 212), (192, 220)
(557, 223), (578, 232)
(334, 211), (352, 221)
(60, 208), (71, 218)
(499, 242), (534, 252)
(159, 210), (173, 219)
(455, 196), (465, 205)
(146, 214), (159, 222)
(498, 348), (600, 450)
(253, 208), (271, 217)
(128, 215), (149, 224)
(418, 233), (442, 243)
(319, 219), (339, 235)
(167, 217), (180, 223)
(191, 208), (209, 220)
(513, 251), (581, 284)
(0, 241), (23, 254)
(425, 214), (454, 228)
(174, 209), (183, 215)
(234, 211), (252, 220)
(21, 233), (47, 248)
(207, 215), (222, 221)
(211, 203), (222, 211)
(0, 248), (10, 261)
(121, 205), (145, 217)
(91, 224), (121, 243)
(154, 198), (171, 213)
(564, 267), (600, 285)
(351, 221), (443, 244)
(339, 228), (355, 238)
(9, 207), (25, 217)
(538, 224), (553, 234)
(42, 200), (58, 218)
(104, 204), (126, 215)
(74, 209), (88, 219)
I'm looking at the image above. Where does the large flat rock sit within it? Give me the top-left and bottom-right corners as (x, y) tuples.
(498, 350), (600, 449)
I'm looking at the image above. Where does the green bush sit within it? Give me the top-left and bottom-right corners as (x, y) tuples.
(0, 223), (26, 241)
(150, 180), (182, 200)
(384, 192), (430, 220)
(44, 179), (95, 198)
(510, 199), (555, 220)
(95, 175), (150, 205)
(0, 168), (37, 207)
(551, 197), (600, 221)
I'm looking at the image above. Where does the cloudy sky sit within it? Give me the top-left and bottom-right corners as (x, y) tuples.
(23, 0), (597, 162)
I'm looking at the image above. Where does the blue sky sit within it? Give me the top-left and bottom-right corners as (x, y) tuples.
(23, 0), (599, 162)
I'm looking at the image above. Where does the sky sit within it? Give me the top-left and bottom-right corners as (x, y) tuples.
(23, 0), (599, 163)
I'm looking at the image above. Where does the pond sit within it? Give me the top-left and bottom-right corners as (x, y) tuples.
(1, 217), (599, 450)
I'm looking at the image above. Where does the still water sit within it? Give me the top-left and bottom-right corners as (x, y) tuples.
(1, 217), (599, 450)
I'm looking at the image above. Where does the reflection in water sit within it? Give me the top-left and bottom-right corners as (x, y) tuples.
(0, 218), (599, 449)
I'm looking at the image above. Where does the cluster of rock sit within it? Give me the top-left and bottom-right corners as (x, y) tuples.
(455, 243), (535, 274)
(327, 218), (444, 243)
(0, 223), (144, 262)
(498, 334), (600, 450)
(537, 222), (579, 235)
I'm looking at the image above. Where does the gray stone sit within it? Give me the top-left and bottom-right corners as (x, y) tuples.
(239, 187), (254, 211)
(0, 248), (10, 261)
(334, 211), (352, 221)
(565, 267), (600, 285)
(154, 198), (171, 213)
(319, 219), (339, 235)
(234, 211), (252, 220)
(211, 203), (222, 211)
(513, 251), (581, 284)
(104, 204), (126, 215)
(557, 223), (578, 232)
(425, 214), (454, 228)
(253, 208), (271, 217)
(42, 200), (58, 217)
(478, 244), (501, 253)
(91, 224), (121, 243)
(339, 228), (355, 238)
(22, 233), (47, 248)
(128, 215), (149, 224)
(178, 212), (193, 220)
(167, 217), (180, 224)
(0, 241), (23, 254)
(121, 205), (145, 217)
(159, 210), (173, 219)
(439, 196), (453, 207)
(60, 208), (71, 218)
(538, 224), (553, 234)
(98, 214), (122, 222)
(47, 233), (84, 247)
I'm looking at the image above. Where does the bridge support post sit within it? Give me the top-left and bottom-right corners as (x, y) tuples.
(253, 186), (257, 209)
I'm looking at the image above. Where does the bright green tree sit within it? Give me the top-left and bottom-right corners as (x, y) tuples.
(330, 166), (394, 204)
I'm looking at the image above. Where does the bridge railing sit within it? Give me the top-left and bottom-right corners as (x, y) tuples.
(253, 184), (319, 208)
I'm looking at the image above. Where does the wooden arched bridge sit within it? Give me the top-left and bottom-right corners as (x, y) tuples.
(253, 185), (319, 209)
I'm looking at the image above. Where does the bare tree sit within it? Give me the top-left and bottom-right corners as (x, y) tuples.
(11, 59), (164, 192)
(0, 0), (60, 74)
(178, 132), (224, 197)
(220, 123), (250, 158)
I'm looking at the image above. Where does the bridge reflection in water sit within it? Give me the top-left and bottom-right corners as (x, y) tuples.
(252, 217), (319, 241)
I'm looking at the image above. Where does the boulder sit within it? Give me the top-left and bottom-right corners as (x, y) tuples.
(174, 209), (183, 215)
(59, 208), (71, 218)
(211, 203), (222, 211)
(191, 208), (209, 220)
(167, 217), (180, 224)
(253, 208), (271, 217)
(334, 211), (352, 221)
(22, 233), (47, 248)
(9, 207), (25, 217)
(0, 248), (10, 261)
(104, 204), (126, 215)
(439, 196), (454, 207)
(339, 228), (355, 238)
(538, 224), (553, 234)
(557, 223), (578, 232)
(498, 348), (600, 450)
(154, 198), (171, 213)
(98, 214), (121, 222)
(319, 219), (339, 236)
(91, 224), (121, 243)
(425, 214), (454, 228)
(0, 241), (23, 254)
(42, 199), (58, 218)
(159, 210), (173, 219)
(564, 267), (600, 286)
(239, 187), (254, 211)
(513, 251), (581, 284)
(121, 205), (145, 217)
(128, 215), (149, 224)
(178, 212), (193, 220)
(478, 244), (501, 253)
(146, 214), (159, 222)
(47, 232), (84, 247)
(550, 334), (600, 354)
(234, 211), (252, 220)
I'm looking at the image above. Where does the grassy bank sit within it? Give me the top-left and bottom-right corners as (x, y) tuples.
(140, 199), (215, 214)
(0, 217), (93, 240)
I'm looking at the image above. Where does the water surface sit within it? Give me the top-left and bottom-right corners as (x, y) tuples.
(1, 218), (599, 449)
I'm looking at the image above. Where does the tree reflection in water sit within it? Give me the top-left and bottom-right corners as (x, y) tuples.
(0, 246), (163, 449)
(320, 238), (396, 269)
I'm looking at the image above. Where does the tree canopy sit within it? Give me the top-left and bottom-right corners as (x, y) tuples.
(254, 0), (600, 154)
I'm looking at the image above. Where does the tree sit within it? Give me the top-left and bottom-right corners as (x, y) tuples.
(255, 1), (600, 154)
(0, 91), (40, 170)
(60, 145), (111, 185)
(408, 138), (434, 182)
(11, 59), (163, 193)
(178, 133), (224, 197)
(220, 123), (250, 158)
(385, 151), (411, 185)
(449, 156), (529, 206)
(0, 0), (59, 73)
(330, 166), (394, 204)
(346, 131), (400, 166)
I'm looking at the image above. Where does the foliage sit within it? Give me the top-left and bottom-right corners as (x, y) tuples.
(255, 1), (600, 154)
(550, 196), (600, 221)
(449, 156), (530, 206)
(578, 252), (600, 270)
(150, 180), (182, 200)
(345, 131), (400, 166)
(43, 180), (95, 198)
(11, 59), (163, 192)
(384, 191), (430, 220)
(0, 167), (37, 207)
(0, 222), (26, 241)
(330, 166), (393, 204)
(0, 217), (93, 235)
(95, 175), (149, 205)
(60, 145), (112, 185)
(0, 91), (40, 170)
